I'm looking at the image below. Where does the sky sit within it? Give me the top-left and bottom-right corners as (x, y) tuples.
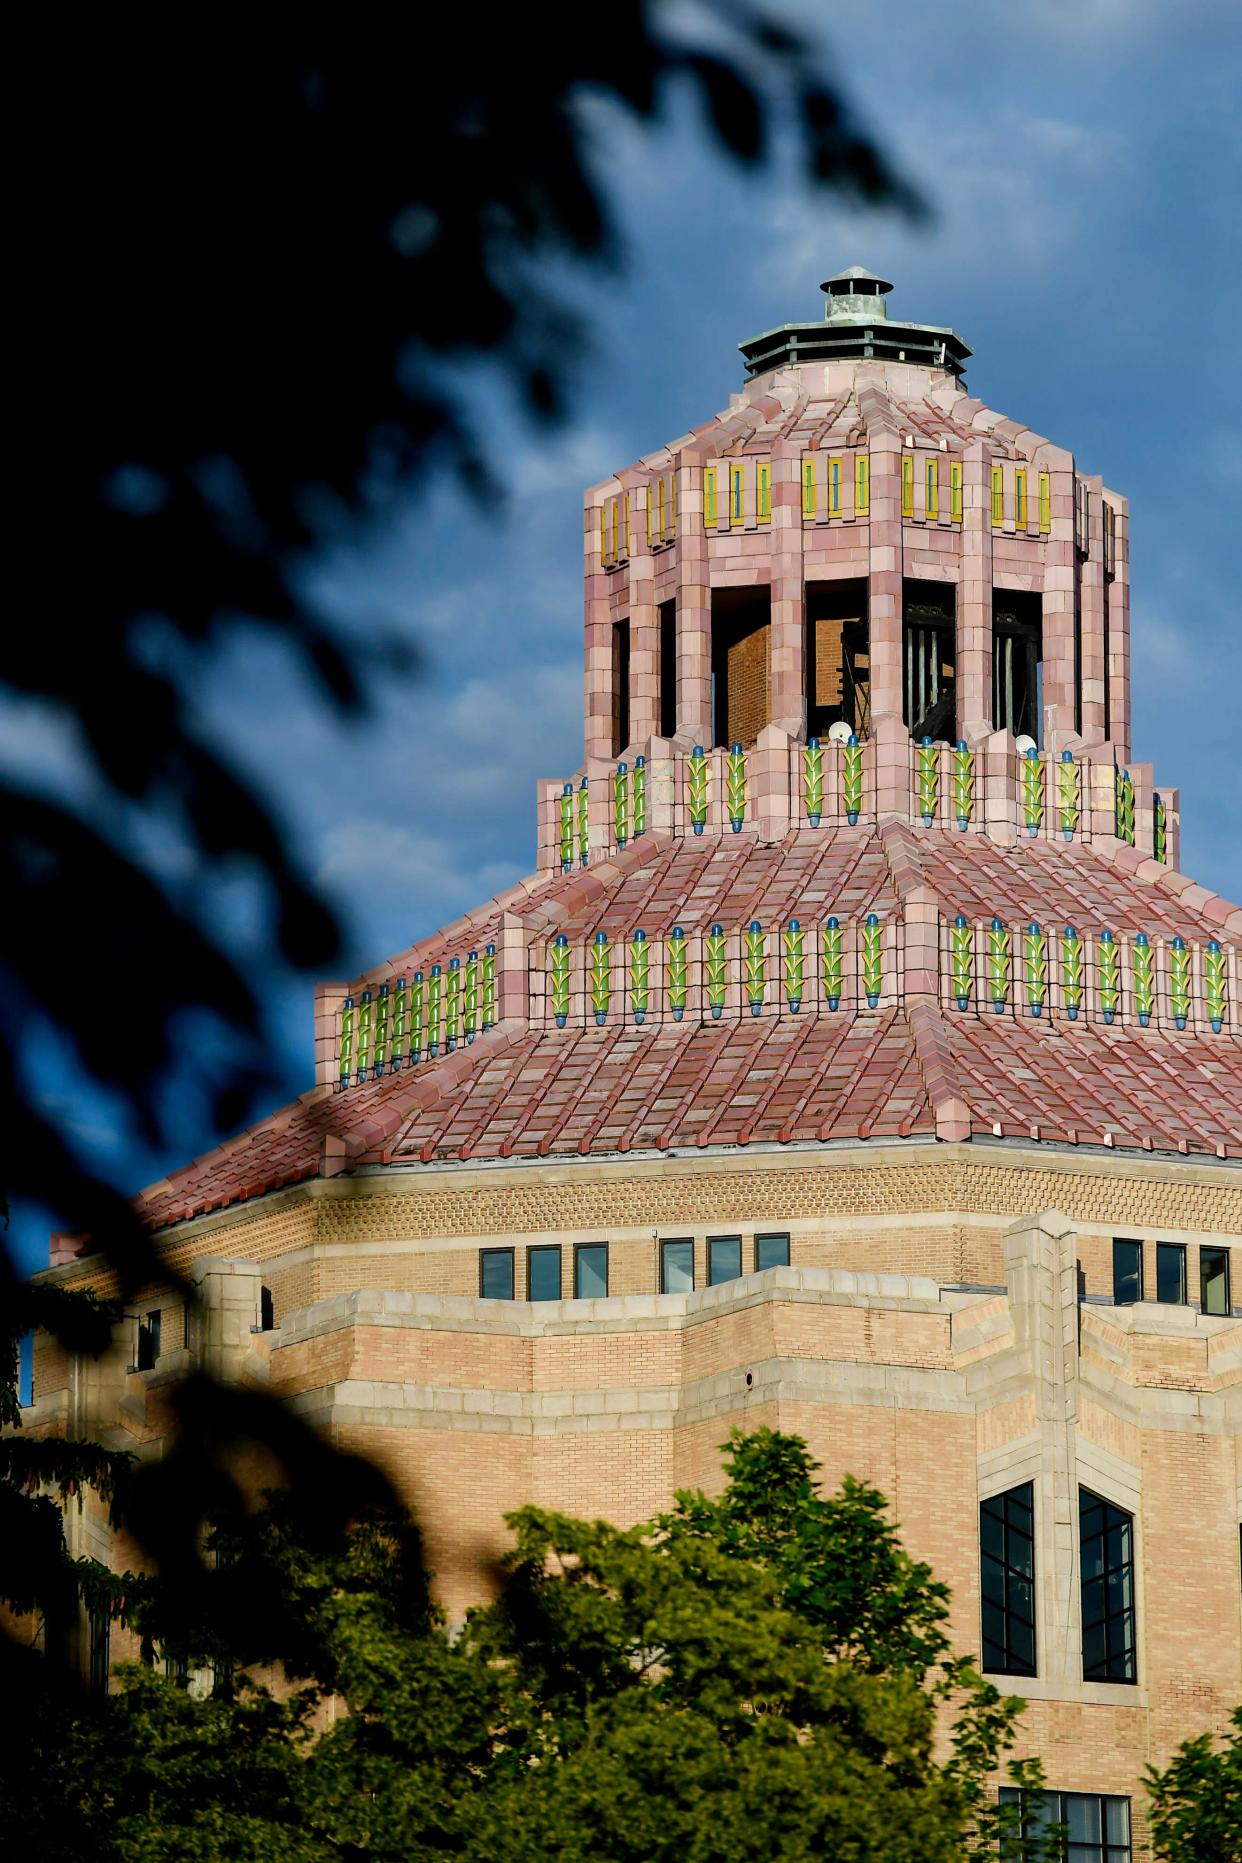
(10, 0), (1242, 1291)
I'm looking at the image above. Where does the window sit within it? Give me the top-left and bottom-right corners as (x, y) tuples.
(1080, 1489), (1136, 1683)
(661, 1238), (695, 1295)
(828, 456), (842, 516)
(756, 462), (771, 523)
(704, 466), (718, 528)
(1014, 468), (1028, 531)
(612, 619), (630, 757)
(89, 1603), (111, 1697)
(980, 1482), (1036, 1676)
(1112, 1239), (1143, 1306)
(164, 1648), (190, 1689)
(707, 1236), (742, 1287)
(854, 453), (869, 516)
(755, 1233), (790, 1272)
(1156, 1242), (1187, 1305)
(659, 599), (678, 738)
(999, 1790), (1131, 1863)
(480, 1248), (515, 1301)
(901, 453), (914, 517)
(527, 1246), (562, 1302)
(990, 463), (1004, 526)
(729, 462), (744, 525)
(574, 1243), (608, 1300)
(1201, 1246), (1231, 1316)
(949, 459), (963, 522)
(260, 1286), (275, 1331)
(925, 457), (939, 520)
(136, 1309), (161, 1371)
(1037, 471), (1051, 534)
(801, 458), (816, 519)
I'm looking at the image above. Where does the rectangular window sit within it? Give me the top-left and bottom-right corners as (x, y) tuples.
(599, 504), (608, 562)
(1014, 468), (1028, 531)
(802, 458), (816, 519)
(729, 462), (744, 525)
(659, 599), (678, 739)
(1112, 1239), (1143, 1306)
(901, 453), (914, 517)
(137, 1309), (161, 1371)
(1103, 501), (1116, 576)
(707, 1236), (742, 1287)
(612, 619), (630, 757)
(647, 481), (657, 548)
(1156, 1241), (1187, 1305)
(624, 493), (631, 558)
(89, 1603), (111, 1697)
(661, 1238), (695, 1295)
(925, 458), (939, 521)
(1201, 1246), (1232, 1316)
(755, 1233), (790, 1272)
(828, 456), (842, 516)
(999, 1790), (1131, 1863)
(527, 1245), (562, 1302)
(480, 1248), (515, 1300)
(756, 462), (771, 523)
(991, 464), (1004, 526)
(1080, 1488), (1137, 1683)
(980, 1481), (1036, 1677)
(574, 1243), (608, 1300)
(949, 460), (963, 522)
(704, 466), (718, 529)
(260, 1286), (275, 1331)
(1038, 470), (1051, 534)
(854, 453), (869, 516)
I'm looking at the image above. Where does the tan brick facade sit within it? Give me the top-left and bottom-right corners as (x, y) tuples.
(27, 1140), (1241, 1857)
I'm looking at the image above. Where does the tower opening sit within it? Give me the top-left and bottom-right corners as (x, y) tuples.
(659, 599), (677, 739)
(805, 580), (870, 740)
(903, 580), (957, 742)
(611, 619), (630, 757)
(993, 591), (1043, 742)
(711, 586), (771, 749)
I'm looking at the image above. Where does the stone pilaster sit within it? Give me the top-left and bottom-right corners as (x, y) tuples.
(958, 441), (993, 742)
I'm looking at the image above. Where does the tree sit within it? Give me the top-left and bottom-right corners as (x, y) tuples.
(1145, 1709), (1242, 1863)
(6, 5), (918, 1665)
(7, 1430), (1054, 1861)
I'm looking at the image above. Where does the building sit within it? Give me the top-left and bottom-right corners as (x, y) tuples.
(27, 268), (1241, 1857)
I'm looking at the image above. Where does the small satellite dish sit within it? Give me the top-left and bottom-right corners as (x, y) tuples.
(827, 720), (853, 744)
(1015, 734), (1038, 757)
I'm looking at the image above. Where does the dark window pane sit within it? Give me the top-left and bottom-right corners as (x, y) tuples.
(1156, 1242), (1186, 1304)
(1201, 1246), (1231, 1316)
(661, 1239), (694, 1294)
(755, 1233), (790, 1271)
(527, 1247), (561, 1302)
(481, 1250), (515, 1300)
(575, 1245), (608, 1300)
(708, 1236), (742, 1286)
(1080, 1489), (1136, 1682)
(1112, 1238), (1142, 1305)
(979, 1481), (1037, 1677)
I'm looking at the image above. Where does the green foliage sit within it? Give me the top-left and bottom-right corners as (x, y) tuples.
(1146, 1706), (1242, 1862)
(4, 1429), (1063, 1860)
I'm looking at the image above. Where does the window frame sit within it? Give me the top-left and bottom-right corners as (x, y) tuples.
(479, 1247), (516, 1301)
(573, 1241), (609, 1301)
(660, 1237), (695, 1296)
(1111, 1237), (1143, 1306)
(979, 1480), (1037, 1678)
(1079, 1487), (1137, 1684)
(707, 1235), (743, 1288)
(1200, 1245), (1231, 1316)
(1155, 1241), (1187, 1305)
(754, 1232), (790, 1272)
(900, 452), (914, 517)
(999, 1788), (1131, 1863)
(526, 1244), (563, 1303)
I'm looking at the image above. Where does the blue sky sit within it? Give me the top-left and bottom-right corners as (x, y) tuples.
(10, 0), (1241, 1286)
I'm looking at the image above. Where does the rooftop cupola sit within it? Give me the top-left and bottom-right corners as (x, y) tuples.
(739, 264), (972, 381)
